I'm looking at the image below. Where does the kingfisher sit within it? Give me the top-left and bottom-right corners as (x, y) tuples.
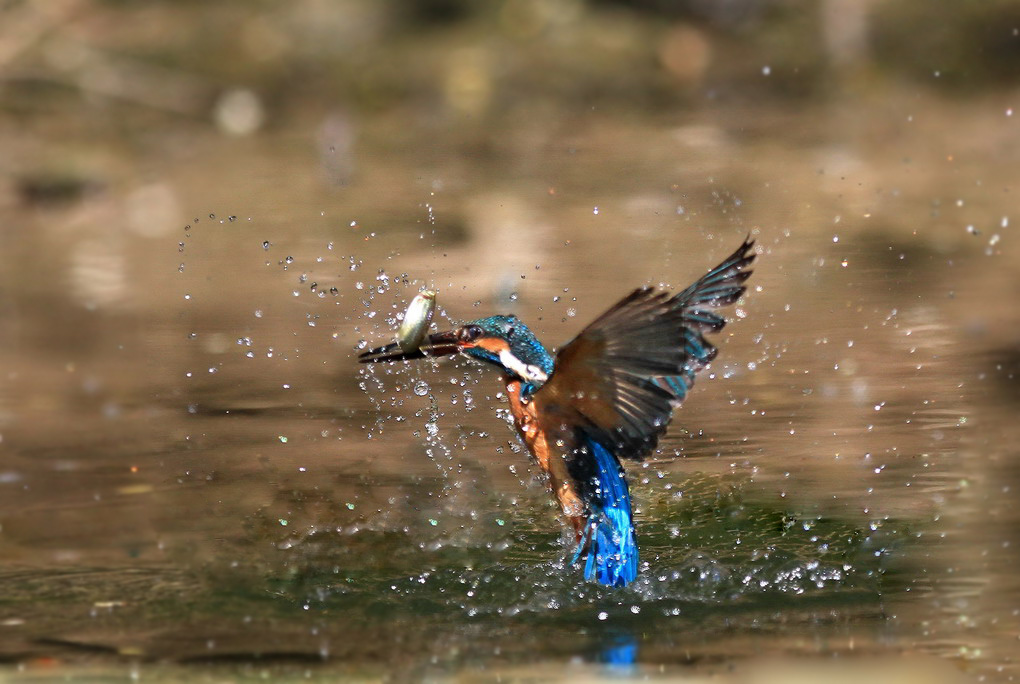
(359, 237), (755, 587)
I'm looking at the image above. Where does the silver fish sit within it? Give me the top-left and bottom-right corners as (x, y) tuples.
(396, 289), (437, 352)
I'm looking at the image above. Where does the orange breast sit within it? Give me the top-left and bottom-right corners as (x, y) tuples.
(504, 378), (586, 538)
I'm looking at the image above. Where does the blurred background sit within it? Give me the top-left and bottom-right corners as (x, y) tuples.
(1, 0), (1018, 681)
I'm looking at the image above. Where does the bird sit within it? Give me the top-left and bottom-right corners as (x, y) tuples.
(359, 237), (756, 587)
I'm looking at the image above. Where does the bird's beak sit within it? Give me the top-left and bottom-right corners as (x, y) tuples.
(358, 328), (463, 363)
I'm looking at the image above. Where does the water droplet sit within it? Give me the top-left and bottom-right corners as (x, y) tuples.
(262, 241), (271, 250)
(278, 435), (288, 443)
(413, 381), (430, 397)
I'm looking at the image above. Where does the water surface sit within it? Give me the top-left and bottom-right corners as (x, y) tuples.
(1, 32), (1018, 683)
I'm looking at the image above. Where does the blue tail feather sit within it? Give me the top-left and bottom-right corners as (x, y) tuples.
(578, 438), (638, 587)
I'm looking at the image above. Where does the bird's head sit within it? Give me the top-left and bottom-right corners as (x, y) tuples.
(359, 314), (553, 387)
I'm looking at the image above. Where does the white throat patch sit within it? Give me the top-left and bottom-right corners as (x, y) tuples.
(498, 348), (549, 384)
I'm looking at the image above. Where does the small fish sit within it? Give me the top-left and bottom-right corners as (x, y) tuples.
(396, 289), (437, 352)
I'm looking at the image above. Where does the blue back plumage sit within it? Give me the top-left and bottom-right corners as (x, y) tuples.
(580, 438), (638, 587)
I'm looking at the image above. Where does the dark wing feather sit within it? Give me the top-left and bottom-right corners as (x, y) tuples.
(536, 287), (689, 459)
(655, 237), (756, 402)
(536, 237), (756, 459)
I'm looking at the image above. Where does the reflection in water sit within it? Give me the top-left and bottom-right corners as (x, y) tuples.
(70, 237), (126, 309)
(599, 631), (638, 671)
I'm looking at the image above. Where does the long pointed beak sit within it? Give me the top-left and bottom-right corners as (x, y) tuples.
(358, 329), (462, 363)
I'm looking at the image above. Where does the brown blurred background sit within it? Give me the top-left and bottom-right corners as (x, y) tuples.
(1, 1), (1018, 681)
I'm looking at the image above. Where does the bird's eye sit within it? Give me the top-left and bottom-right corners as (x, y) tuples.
(459, 325), (483, 342)
(506, 327), (515, 338)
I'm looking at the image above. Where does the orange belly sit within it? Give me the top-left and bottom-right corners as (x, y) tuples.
(504, 379), (586, 540)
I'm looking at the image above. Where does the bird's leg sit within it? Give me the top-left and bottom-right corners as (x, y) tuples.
(569, 517), (598, 565)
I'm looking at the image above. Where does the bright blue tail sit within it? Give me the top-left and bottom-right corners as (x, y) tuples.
(579, 439), (638, 587)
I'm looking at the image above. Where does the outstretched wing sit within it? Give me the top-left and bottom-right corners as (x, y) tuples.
(534, 237), (755, 460)
(656, 237), (756, 402)
(535, 287), (689, 459)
